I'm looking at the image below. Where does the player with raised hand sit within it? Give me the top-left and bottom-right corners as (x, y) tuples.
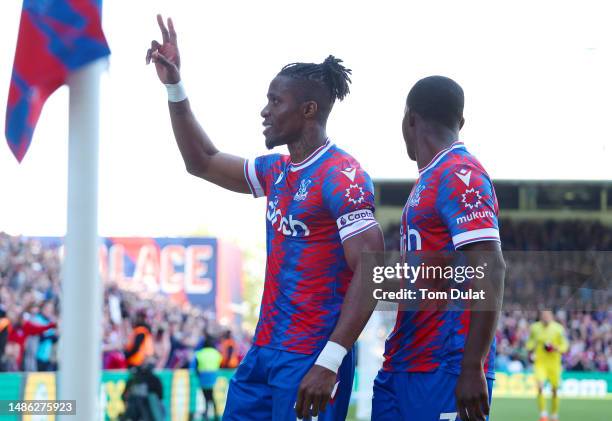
(147, 15), (384, 421)
(526, 310), (569, 421)
(371, 76), (506, 421)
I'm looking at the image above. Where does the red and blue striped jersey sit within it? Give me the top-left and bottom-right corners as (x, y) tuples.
(384, 141), (499, 378)
(244, 140), (378, 354)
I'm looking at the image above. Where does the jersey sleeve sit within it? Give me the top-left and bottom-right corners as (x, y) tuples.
(243, 154), (281, 198)
(435, 164), (501, 249)
(322, 165), (378, 242)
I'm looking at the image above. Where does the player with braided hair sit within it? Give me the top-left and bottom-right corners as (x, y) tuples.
(279, 55), (352, 104)
(147, 15), (383, 421)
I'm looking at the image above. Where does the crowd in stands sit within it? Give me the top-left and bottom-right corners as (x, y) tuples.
(1, 219), (610, 373)
(499, 219), (612, 251)
(0, 233), (249, 373)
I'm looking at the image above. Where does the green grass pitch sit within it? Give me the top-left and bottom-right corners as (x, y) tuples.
(489, 397), (610, 421)
(346, 397), (611, 420)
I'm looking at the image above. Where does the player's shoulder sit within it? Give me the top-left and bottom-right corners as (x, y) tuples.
(255, 152), (290, 171)
(435, 145), (490, 180)
(259, 152), (290, 164)
(428, 148), (496, 202)
(326, 144), (365, 168)
(322, 144), (372, 180)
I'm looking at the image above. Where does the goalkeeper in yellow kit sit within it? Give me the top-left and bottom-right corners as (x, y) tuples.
(526, 310), (569, 421)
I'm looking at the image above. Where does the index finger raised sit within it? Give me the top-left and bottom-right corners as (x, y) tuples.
(168, 17), (177, 44)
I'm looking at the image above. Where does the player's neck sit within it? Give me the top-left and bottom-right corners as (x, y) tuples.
(288, 127), (328, 164)
(415, 128), (459, 170)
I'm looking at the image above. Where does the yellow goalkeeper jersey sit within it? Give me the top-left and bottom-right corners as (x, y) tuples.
(526, 321), (568, 366)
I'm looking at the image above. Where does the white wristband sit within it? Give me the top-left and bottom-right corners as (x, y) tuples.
(165, 81), (187, 102)
(315, 341), (347, 374)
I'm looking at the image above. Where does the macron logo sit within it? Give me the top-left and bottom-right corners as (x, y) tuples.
(275, 172), (284, 185)
(455, 169), (472, 186)
(341, 167), (356, 182)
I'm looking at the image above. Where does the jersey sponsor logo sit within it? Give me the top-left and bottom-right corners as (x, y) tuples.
(408, 184), (426, 207)
(336, 209), (375, 228)
(345, 184), (365, 205)
(294, 179), (312, 201)
(400, 224), (422, 257)
(456, 210), (495, 225)
(267, 197), (310, 236)
(461, 187), (482, 209)
(454, 168), (472, 186)
(341, 167), (356, 182)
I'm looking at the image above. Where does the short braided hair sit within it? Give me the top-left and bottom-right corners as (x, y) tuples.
(277, 56), (352, 123)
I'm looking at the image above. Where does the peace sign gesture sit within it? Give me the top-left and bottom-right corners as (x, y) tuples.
(146, 14), (181, 84)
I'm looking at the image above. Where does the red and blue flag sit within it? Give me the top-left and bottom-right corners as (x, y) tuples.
(5, 0), (110, 162)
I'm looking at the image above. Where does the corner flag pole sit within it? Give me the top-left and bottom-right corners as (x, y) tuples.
(58, 58), (106, 420)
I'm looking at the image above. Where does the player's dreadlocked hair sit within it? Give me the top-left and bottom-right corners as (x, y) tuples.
(278, 55), (352, 121)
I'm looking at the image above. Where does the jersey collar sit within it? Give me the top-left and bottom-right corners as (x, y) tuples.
(289, 139), (333, 172)
(418, 141), (465, 176)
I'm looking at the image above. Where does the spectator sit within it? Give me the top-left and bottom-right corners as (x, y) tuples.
(153, 326), (170, 369)
(124, 312), (154, 369)
(7, 311), (56, 370)
(507, 354), (525, 373)
(219, 330), (238, 369)
(103, 311), (127, 370)
(33, 300), (58, 371)
(165, 321), (191, 369)
(1, 342), (20, 372)
(0, 306), (11, 371)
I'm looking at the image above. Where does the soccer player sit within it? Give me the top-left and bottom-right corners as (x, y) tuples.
(526, 310), (569, 421)
(147, 15), (384, 421)
(371, 76), (506, 421)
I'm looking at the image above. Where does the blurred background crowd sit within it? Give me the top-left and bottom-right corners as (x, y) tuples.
(0, 233), (249, 373)
(1, 218), (611, 373)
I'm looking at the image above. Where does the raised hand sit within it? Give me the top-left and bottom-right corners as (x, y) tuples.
(146, 14), (181, 84)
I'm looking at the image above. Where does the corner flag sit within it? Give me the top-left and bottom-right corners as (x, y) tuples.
(5, 0), (110, 162)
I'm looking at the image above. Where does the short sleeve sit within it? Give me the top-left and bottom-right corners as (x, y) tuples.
(435, 164), (500, 249)
(323, 166), (378, 242)
(244, 154), (281, 198)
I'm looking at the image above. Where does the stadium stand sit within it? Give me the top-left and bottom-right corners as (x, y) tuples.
(0, 233), (250, 372)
